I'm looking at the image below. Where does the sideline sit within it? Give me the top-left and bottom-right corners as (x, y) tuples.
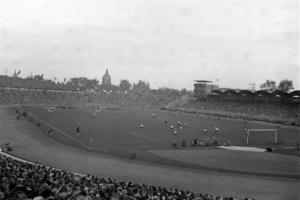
(92, 145), (156, 150)
(18, 107), (91, 150)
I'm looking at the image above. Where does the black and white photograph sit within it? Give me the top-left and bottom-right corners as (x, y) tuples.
(1, 0), (299, 199)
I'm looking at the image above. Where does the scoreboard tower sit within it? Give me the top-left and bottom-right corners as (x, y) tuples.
(194, 80), (219, 99)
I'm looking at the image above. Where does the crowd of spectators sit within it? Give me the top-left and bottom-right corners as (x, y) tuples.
(0, 88), (180, 110)
(0, 89), (86, 106)
(172, 137), (220, 148)
(0, 154), (250, 200)
(172, 100), (300, 126)
(0, 76), (75, 91)
(1, 74), (299, 125)
(1, 87), (299, 125)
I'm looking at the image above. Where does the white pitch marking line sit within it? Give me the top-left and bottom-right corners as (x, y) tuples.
(25, 111), (91, 150)
(283, 147), (295, 149)
(92, 145), (156, 150)
(128, 131), (171, 146)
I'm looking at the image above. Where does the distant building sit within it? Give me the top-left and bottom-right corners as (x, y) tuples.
(102, 69), (111, 87)
(194, 80), (219, 100)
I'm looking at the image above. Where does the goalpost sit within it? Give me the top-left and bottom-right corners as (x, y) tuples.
(84, 103), (101, 110)
(246, 129), (278, 144)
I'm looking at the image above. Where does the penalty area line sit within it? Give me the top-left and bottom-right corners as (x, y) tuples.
(26, 112), (91, 150)
(128, 131), (171, 147)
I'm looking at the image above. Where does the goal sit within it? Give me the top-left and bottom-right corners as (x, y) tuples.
(85, 103), (101, 110)
(246, 129), (280, 144)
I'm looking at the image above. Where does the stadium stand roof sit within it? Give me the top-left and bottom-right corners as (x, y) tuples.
(211, 90), (224, 95)
(254, 90), (271, 97)
(271, 90), (290, 97)
(224, 90), (238, 95)
(211, 89), (300, 98)
(239, 90), (254, 96)
(194, 80), (213, 85)
(290, 90), (300, 97)
(194, 80), (212, 82)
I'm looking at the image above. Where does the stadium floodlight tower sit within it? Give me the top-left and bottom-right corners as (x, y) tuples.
(194, 80), (219, 100)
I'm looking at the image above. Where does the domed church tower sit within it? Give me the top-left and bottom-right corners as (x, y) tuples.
(102, 69), (111, 86)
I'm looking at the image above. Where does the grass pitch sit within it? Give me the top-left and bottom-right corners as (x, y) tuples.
(18, 106), (300, 178)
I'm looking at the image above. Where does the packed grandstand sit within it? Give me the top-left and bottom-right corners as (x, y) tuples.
(1, 75), (299, 126)
(0, 153), (248, 200)
(0, 75), (299, 200)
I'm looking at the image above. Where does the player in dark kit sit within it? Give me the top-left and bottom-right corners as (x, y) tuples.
(77, 125), (80, 136)
(48, 128), (53, 136)
(172, 139), (177, 148)
(182, 139), (186, 147)
(23, 111), (27, 117)
(165, 119), (168, 124)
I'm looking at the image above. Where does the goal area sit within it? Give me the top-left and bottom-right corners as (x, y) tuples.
(246, 129), (281, 144)
(85, 103), (101, 110)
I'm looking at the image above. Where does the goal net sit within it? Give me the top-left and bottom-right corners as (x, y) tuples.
(85, 103), (101, 110)
(246, 129), (280, 144)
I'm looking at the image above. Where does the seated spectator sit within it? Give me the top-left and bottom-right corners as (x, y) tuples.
(130, 153), (136, 159)
(190, 139), (194, 147)
(205, 138), (211, 146)
(4, 143), (13, 151)
(193, 139), (198, 147)
(0, 154), (249, 200)
(224, 140), (231, 146)
(198, 140), (203, 147)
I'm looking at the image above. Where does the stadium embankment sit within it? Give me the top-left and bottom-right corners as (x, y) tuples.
(165, 95), (190, 109)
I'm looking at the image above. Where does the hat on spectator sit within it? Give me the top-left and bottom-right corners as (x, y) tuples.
(33, 196), (44, 200)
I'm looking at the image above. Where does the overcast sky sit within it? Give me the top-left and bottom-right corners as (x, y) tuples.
(1, 0), (299, 91)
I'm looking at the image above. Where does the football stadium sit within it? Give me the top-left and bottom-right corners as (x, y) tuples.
(1, 1), (299, 200)
(1, 74), (300, 200)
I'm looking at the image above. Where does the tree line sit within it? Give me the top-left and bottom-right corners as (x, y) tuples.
(22, 74), (295, 93)
(27, 75), (191, 95)
(260, 79), (294, 92)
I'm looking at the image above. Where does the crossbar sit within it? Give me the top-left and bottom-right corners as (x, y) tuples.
(247, 129), (277, 144)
